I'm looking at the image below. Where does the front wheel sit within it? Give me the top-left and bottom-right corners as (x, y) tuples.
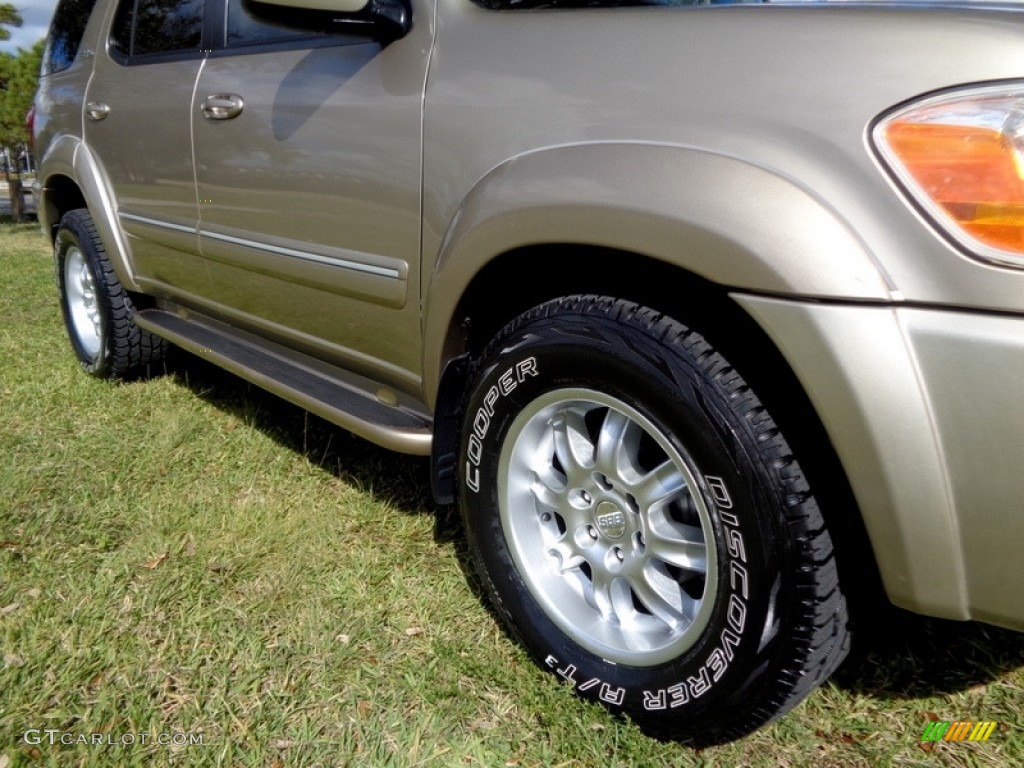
(459, 296), (849, 744)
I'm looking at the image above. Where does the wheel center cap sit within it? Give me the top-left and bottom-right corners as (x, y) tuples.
(594, 501), (627, 539)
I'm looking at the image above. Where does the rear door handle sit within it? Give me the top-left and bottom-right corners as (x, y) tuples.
(201, 94), (244, 121)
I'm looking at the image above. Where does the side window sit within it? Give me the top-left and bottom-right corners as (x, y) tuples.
(110, 0), (205, 60)
(41, 0), (101, 75)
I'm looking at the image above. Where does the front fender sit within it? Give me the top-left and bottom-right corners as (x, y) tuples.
(422, 142), (892, 401)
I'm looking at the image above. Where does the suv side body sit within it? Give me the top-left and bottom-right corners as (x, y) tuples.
(34, 0), (1024, 742)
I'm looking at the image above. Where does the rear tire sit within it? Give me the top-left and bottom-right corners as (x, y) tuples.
(459, 296), (849, 744)
(55, 209), (166, 379)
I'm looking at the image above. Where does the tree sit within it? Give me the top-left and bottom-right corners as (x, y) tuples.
(0, 4), (23, 42)
(0, 40), (43, 146)
(0, 40), (43, 221)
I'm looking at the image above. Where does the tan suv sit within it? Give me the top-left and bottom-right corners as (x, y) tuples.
(34, 0), (1024, 744)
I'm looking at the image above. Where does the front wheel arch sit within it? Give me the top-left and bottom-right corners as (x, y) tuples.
(430, 261), (882, 631)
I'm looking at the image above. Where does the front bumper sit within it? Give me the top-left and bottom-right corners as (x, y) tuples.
(738, 295), (1024, 631)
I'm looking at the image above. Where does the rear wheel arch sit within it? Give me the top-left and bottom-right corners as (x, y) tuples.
(39, 173), (87, 240)
(42, 171), (158, 311)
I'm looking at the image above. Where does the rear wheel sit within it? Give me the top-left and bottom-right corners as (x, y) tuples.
(459, 295), (849, 744)
(55, 209), (166, 379)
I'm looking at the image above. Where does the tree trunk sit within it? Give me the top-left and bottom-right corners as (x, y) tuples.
(3, 152), (25, 223)
(9, 177), (25, 222)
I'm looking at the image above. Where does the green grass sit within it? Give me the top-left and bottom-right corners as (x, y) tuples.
(1, 220), (1021, 767)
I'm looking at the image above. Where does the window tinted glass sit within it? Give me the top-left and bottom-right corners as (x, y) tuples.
(42, 0), (100, 75)
(227, 0), (343, 48)
(111, 0), (204, 58)
(474, 0), (765, 6)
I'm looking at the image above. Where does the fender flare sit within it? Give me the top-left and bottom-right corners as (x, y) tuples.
(422, 142), (892, 402)
(38, 136), (140, 292)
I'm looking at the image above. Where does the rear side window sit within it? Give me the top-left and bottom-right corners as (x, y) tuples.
(41, 0), (101, 75)
(110, 0), (205, 60)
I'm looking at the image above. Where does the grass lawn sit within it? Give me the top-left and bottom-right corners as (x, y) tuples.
(1, 220), (1021, 767)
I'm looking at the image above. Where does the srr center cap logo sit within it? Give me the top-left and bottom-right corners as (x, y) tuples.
(595, 502), (627, 539)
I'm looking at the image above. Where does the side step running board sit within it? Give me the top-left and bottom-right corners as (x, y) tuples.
(135, 309), (432, 455)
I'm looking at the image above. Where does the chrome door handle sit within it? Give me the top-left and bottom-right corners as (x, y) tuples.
(201, 94), (244, 121)
(85, 102), (110, 121)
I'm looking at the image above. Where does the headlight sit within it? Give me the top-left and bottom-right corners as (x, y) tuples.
(874, 86), (1024, 268)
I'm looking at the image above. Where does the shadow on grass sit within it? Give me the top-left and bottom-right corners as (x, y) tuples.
(156, 348), (462, 541)
(835, 607), (1024, 700)
(0, 214), (41, 228)
(147, 347), (1024, 705)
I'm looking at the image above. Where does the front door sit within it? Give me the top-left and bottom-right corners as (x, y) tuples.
(192, 0), (433, 390)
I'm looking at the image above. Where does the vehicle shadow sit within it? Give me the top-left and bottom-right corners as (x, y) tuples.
(156, 349), (1024, 704)
(835, 607), (1024, 700)
(157, 350), (463, 543)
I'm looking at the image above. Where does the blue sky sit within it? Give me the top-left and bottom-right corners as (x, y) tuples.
(1, 0), (56, 55)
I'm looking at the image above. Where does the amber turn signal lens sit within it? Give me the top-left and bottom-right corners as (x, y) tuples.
(876, 91), (1024, 264)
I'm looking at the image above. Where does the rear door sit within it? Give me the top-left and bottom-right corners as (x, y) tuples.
(191, 0), (433, 388)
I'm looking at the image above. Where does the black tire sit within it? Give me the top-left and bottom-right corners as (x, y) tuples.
(459, 296), (849, 744)
(55, 209), (166, 379)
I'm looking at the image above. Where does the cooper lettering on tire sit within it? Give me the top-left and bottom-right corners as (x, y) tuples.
(459, 295), (850, 744)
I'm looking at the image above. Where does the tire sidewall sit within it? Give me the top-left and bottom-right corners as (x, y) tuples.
(459, 314), (794, 726)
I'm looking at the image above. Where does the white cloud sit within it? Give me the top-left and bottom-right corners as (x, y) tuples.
(1, 0), (58, 55)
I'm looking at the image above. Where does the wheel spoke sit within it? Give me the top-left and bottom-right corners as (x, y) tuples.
(634, 459), (687, 509)
(588, 565), (617, 619)
(550, 406), (596, 483)
(547, 535), (588, 574)
(595, 408), (642, 481)
(529, 477), (565, 512)
(625, 570), (686, 629)
(522, 424), (567, 491)
(647, 529), (708, 573)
